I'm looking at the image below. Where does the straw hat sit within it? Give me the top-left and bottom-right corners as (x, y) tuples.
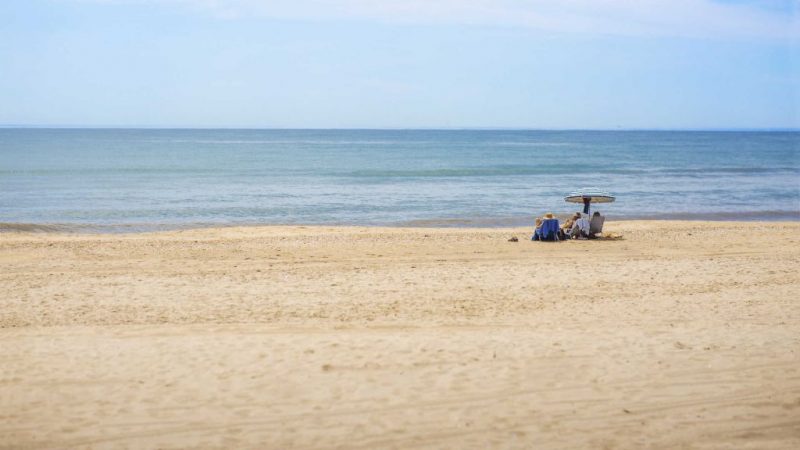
(544, 212), (554, 219)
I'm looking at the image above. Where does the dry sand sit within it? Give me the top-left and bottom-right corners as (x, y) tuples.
(1, 221), (799, 449)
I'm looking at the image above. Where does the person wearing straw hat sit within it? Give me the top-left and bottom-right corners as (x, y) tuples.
(531, 217), (543, 241)
(561, 212), (580, 237)
(536, 213), (560, 241)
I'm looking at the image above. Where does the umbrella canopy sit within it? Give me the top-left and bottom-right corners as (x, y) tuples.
(564, 188), (615, 214)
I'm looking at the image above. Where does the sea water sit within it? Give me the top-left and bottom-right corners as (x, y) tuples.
(1, 129), (798, 231)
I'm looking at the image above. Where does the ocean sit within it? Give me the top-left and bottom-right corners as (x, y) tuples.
(1, 129), (798, 232)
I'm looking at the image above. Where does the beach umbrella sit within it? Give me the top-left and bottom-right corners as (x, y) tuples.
(565, 188), (615, 214)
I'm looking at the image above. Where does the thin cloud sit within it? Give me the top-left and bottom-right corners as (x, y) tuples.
(78, 0), (799, 39)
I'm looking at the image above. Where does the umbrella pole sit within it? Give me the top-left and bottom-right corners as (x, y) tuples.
(583, 198), (591, 215)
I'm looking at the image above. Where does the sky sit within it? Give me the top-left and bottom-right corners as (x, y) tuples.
(0, 0), (798, 129)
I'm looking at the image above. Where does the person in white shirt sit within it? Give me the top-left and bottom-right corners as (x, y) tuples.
(570, 212), (591, 239)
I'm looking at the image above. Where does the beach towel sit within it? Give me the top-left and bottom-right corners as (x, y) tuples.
(539, 218), (560, 241)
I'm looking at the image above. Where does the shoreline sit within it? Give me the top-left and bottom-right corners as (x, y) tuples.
(1, 210), (798, 234)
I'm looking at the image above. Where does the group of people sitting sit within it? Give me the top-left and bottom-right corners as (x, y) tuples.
(532, 211), (605, 241)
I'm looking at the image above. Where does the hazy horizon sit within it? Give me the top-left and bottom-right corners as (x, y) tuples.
(1, 125), (798, 132)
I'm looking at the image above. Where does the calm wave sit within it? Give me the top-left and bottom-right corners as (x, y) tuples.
(1, 129), (798, 231)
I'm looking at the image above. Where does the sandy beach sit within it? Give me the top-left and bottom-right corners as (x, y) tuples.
(1, 220), (799, 449)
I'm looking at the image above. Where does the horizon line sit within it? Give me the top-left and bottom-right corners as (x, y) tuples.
(1, 125), (799, 132)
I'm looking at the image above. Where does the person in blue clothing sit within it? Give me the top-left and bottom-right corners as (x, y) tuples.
(535, 213), (560, 241)
(532, 217), (543, 241)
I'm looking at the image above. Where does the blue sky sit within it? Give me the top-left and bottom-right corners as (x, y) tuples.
(0, 0), (797, 129)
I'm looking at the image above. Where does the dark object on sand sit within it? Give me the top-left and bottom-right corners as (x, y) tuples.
(508, 236), (519, 242)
